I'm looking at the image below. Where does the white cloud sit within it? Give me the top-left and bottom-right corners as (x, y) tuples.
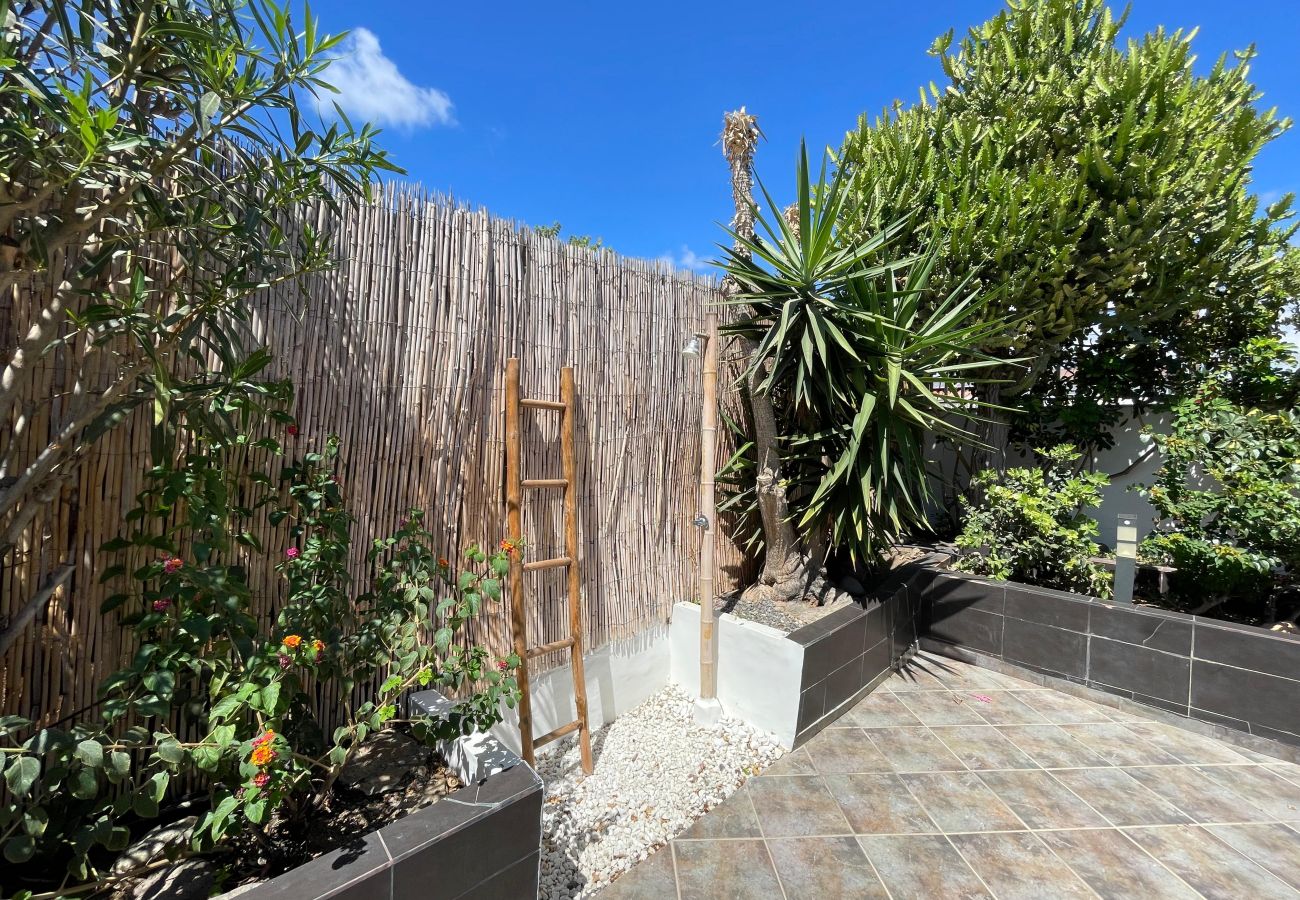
(318, 28), (453, 129)
(658, 245), (713, 273)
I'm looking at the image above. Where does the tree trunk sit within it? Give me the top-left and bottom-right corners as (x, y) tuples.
(963, 382), (1011, 508)
(737, 338), (846, 606)
(720, 108), (846, 607)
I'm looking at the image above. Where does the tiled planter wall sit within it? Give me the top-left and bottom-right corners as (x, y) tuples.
(227, 690), (542, 900)
(790, 580), (922, 746)
(915, 567), (1300, 748)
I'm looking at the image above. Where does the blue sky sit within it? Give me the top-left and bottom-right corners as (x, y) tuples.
(305, 0), (1300, 276)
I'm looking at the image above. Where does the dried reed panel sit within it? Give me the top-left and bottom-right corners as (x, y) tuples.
(0, 184), (751, 723)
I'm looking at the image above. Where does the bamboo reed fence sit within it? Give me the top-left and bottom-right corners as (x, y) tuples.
(0, 182), (753, 726)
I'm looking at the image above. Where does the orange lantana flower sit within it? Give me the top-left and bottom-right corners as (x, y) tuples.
(282, 635), (303, 649)
(250, 744), (276, 767)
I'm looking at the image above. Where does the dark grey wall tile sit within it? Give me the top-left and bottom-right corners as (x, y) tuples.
(802, 641), (832, 685)
(331, 869), (393, 900)
(928, 606), (1003, 656)
(1003, 584), (1090, 632)
(1088, 637), (1190, 706)
(1193, 622), (1300, 682)
(927, 573), (1006, 617)
(789, 603), (864, 647)
(246, 833), (391, 900)
(452, 851), (540, 900)
(1188, 705), (1251, 733)
(1003, 618), (1086, 680)
(905, 566), (941, 598)
(798, 681), (826, 733)
(1191, 660), (1300, 738)
(862, 637), (892, 689)
(1130, 691), (1190, 717)
(390, 789), (541, 899)
(1089, 605), (1192, 655)
(864, 601), (889, 648)
(825, 654), (866, 713)
(1249, 722), (1300, 748)
(827, 615), (869, 671)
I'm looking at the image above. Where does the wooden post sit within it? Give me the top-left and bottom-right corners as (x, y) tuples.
(504, 357), (535, 767)
(561, 366), (594, 773)
(699, 314), (719, 700)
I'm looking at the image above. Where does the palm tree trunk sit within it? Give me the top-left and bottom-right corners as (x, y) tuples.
(721, 108), (846, 607)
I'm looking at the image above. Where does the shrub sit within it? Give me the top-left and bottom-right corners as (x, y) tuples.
(838, 0), (1300, 454)
(1138, 373), (1300, 614)
(956, 445), (1112, 597)
(0, 431), (520, 890)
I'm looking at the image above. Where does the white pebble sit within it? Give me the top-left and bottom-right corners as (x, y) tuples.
(533, 685), (783, 898)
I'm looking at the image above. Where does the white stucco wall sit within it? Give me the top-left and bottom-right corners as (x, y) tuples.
(492, 623), (670, 756)
(669, 602), (803, 748)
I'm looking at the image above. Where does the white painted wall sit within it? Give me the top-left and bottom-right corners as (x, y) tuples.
(492, 623), (670, 756)
(669, 602), (803, 748)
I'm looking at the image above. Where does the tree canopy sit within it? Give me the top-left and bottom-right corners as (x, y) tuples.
(839, 0), (1299, 449)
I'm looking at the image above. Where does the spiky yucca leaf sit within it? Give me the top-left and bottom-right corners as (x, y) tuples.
(718, 142), (1013, 563)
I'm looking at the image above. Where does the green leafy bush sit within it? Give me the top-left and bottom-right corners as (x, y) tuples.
(1138, 373), (1300, 614)
(0, 430), (520, 892)
(956, 445), (1112, 597)
(838, 0), (1300, 453)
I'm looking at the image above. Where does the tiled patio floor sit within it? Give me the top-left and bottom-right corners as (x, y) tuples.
(603, 652), (1300, 899)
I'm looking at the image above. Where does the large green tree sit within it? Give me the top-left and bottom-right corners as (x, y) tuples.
(839, 0), (1299, 463)
(0, 1), (397, 651)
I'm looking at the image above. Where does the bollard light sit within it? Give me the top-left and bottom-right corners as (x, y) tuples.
(1113, 514), (1138, 605)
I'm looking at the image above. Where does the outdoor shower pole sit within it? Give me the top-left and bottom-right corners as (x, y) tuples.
(695, 311), (723, 726)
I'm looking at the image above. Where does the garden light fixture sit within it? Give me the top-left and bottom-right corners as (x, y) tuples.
(1114, 514), (1138, 604)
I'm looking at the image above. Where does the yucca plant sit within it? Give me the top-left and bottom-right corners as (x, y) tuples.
(717, 140), (1009, 599)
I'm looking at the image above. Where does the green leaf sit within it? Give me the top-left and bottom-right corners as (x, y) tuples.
(4, 757), (40, 798)
(3, 834), (35, 864)
(70, 768), (99, 800)
(75, 739), (104, 769)
(157, 738), (186, 766)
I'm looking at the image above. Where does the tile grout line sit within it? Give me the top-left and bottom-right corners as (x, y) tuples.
(668, 841), (682, 900)
(941, 831), (1011, 900)
(1108, 821), (1211, 898)
(744, 774), (790, 900)
(1195, 822), (1300, 894)
(669, 815), (1300, 843)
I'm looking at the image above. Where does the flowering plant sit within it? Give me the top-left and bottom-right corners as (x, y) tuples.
(0, 433), (520, 887)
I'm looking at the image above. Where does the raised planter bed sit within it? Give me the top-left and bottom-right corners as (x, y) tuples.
(225, 689), (542, 900)
(914, 566), (1300, 748)
(669, 580), (922, 748)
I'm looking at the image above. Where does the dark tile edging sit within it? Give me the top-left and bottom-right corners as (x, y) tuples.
(790, 582), (923, 746)
(916, 566), (1300, 752)
(224, 689), (542, 900)
(921, 638), (1300, 766)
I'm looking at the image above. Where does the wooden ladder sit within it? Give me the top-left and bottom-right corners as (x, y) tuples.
(504, 358), (594, 774)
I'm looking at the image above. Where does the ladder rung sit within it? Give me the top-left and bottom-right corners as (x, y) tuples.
(520, 398), (566, 411)
(533, 719), (581, 748)
(522, 478), (568, 488)
(527, 636), (575, 659)
(523, 556), (571, 571)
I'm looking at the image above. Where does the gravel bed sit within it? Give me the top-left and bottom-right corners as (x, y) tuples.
(716, 594), (806, 633)
(535, 685), (784, 898)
